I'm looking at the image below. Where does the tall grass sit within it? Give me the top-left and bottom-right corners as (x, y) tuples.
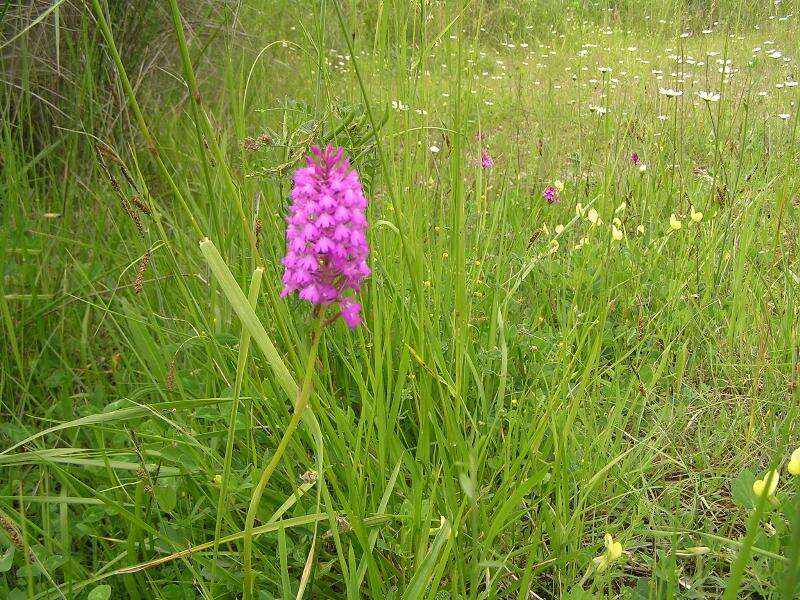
(2, 0), (800, 598)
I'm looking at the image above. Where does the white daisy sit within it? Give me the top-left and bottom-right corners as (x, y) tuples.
(697, 91), (721, 102)
(659, 87), (683, 98)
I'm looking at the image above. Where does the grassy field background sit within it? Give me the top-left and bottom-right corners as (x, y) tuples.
(2, 1), (800, 598)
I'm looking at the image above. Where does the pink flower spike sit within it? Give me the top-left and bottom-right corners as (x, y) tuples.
(543, 186), (560, 204)
(480, 147), (494, 169)
(281, 145), (370, 328)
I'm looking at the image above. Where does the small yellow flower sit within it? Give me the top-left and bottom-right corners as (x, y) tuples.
(690, 205), (703, 222)
(669, 214), (682, 230)
(555, 224), (565, 234)
(753, 470), (779, 498)
(549, 239), (560, 252)
(611, 225), (623, 241)
(593, 533), (623, 573)
(554, 179), (565, 193)
(588, 208), (601, 225)
(615, 201), (627, 213)
(212, 474), (223, 486)
(575, 202), (585, 216)
(442, 252), (449, 259)
(788, 448), (800, 476)
(636, 224), (645, 235)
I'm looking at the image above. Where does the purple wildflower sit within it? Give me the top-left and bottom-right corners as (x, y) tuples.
(631, 152), (641, 166)
(280, 145), (370, 328)
(543, 186), (560, 204)
(480, 147), (494, 169)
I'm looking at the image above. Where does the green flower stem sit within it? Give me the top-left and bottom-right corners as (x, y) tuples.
(242, 311), (326, 599)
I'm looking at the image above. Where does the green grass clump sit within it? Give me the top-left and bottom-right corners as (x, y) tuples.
(2, 1), (800, 598)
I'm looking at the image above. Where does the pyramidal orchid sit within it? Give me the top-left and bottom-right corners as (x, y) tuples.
(543, 185), (560, 204)
(480, 147), (494, 168)
(280, 145), (370, 328)
(245, 147), (370, 593)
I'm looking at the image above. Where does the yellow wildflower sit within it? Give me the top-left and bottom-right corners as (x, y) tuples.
(753, 470), (779, 498)
(788, 448), (800, 476)
(593, 533), (623, 573)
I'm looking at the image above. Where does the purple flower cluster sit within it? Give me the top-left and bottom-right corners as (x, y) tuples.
(480, 147), (494, 169)
(630, 152), (641, 166)
(280, 145), (370, 328)
(543, 186), (560, 204)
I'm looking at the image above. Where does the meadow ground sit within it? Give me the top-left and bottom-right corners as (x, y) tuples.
(2, 1), (800, 598)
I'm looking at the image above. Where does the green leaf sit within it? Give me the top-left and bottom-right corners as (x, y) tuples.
(44, 369), (71, 388)
(732, 469), (756, 510)
(43, 554), (66, 570)
(458, 472), (475, 502)
(16, 563), (41, 578)
(0, 545), (14, 573)
(198, 239), (296, 400)
(155, 484), (178, 513)
(401, 519), (451, 599)
(565, 587), (593, 600)
(87, 584), (112, 600)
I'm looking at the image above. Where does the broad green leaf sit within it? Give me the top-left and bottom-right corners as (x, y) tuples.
(155, 483), (178, 513)
(732, 469), (756, 510)
(198, 239), (297, 399)
(0, 545), (14, 573)
(87, 584), (112, 600)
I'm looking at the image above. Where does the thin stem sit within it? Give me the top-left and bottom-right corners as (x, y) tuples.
(723, 472), (778, 599)
(331, 1), (419, 295)
(89, 0), (202, 237)
(210, 267), (263, 593)
(242, 310), (326, 599)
